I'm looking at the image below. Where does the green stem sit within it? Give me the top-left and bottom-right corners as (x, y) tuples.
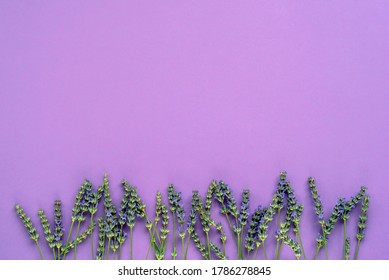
(343, 219), (347, 260)
(181, 236), (185, 260)
(52, 248), (56, 260)
(130, 226), (133, 260)
(66, 220), (75, 245)
(225, 214), (238, 244)
(145, 228), (153, 260)
(222, 242), (226, 256)
(263, 240), (268, 260)
(73, 221), (81, 260)
(206, 231), (211, 260)
(184, 233), (190, 260)
(145, 244), (151, 260)
(57, 247), (61, 260)
(320, 225), (328, 260)
(314, 245), (320, 260)
(296, 227), (307, 260)
(253, 244), (260, 260)
(278, 243), (283, 259)
(35, 241), (43, 260)
(106, 237), (111, 260)
(275, 240), (280, 259)
(354, 239), (361, 260)
(90, 214), (94, 259)
(172, 213), (176, 260)
(119, 243), (123, 260)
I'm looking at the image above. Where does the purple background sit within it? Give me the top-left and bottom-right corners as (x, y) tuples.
(1, 1), (388, 260)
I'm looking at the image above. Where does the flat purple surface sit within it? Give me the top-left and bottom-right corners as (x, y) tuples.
(1, 1), (388, 260)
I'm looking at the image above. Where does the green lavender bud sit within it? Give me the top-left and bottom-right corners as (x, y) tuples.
(239, 189), (250, 228)
(54, 200), (64, 249)
(96, 218), (105, 260)
(205, 181), (217, 213)
(357, 195), (369, 241)
(191, 231), (209, 260)
(245, 206), (264, 251)
(210, 242), (228, 260)
(160, 203), (169, 241)
(38, 210), (55, 249)
(308, 177), (325, 226)
(323, 197), (345, 236)
(282, 235), (301, 259)
(15, 204), (39, 242)
(342, 186), (367, 221)
(89, 185), (104, 216)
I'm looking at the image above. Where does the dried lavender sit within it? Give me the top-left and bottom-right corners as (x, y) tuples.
(309, 177), (328, 259)
(274, 172), (287, 259)
(237, 189), (249, 259)
(354, 195), (369, 260)
(184, 206), (196, 260)
(38, 209), (56, 259)
(315, 197), (345, 260)
(191, 230), (209, 260)
(96, 217), (105, 260)
(341, 186), (366, 259)
(215, 181), (238, 245)
(66, 180), (86, 258)
(168, 184), (186, 259)
(73, 180), (92, 259)
(284, 181), (306, 259)
(53, 200), (65, 259)
(192, 190), (215, 259)
(245, 205), (264, 259)
(88, 184), (103, 259)
(117, 180), (131, 259)
(126, 183), (146, 259)
(15, 204), (43, 259)
(216, 222), (227, 256)
(257, 180), (284, 260)
(210, 242), (228, 260)
(148, 191), (169, 260)
(101, 174), (119, 260)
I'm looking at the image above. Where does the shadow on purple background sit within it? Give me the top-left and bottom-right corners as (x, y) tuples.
(1, 1), (388, 259)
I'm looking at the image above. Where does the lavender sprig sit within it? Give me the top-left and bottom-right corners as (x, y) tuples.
(168, 184), (186, 259)
(96, 217), (105, 260)
(309, 177), (329, 259)
(215, 181), (238, 244)
(126, 182), (146, 260)
(341, 186), (367, 259)
(15, 204), (43, 259)
(149, 191), (169, 260)
(284, 180), (306, 259)
(102, 174), (119, 260)
(274, 172), (288, 259)
(88, 184), (104, 259)
(315, 197), (346, 260)
(210, 242), (228, 260)
(216, 222), (227, 256)
(191, 191), (213, 259)
(245, 205), (265, 259)
(237, 189), (249, 259)
(354, 195), (369, 259)
(54, 200), (65, 259)
(38, 209), (56, 259)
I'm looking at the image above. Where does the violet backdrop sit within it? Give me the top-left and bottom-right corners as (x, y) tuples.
(1, 1), (388, 259)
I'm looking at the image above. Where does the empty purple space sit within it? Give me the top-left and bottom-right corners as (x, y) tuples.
(1, 1), (388, 259)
